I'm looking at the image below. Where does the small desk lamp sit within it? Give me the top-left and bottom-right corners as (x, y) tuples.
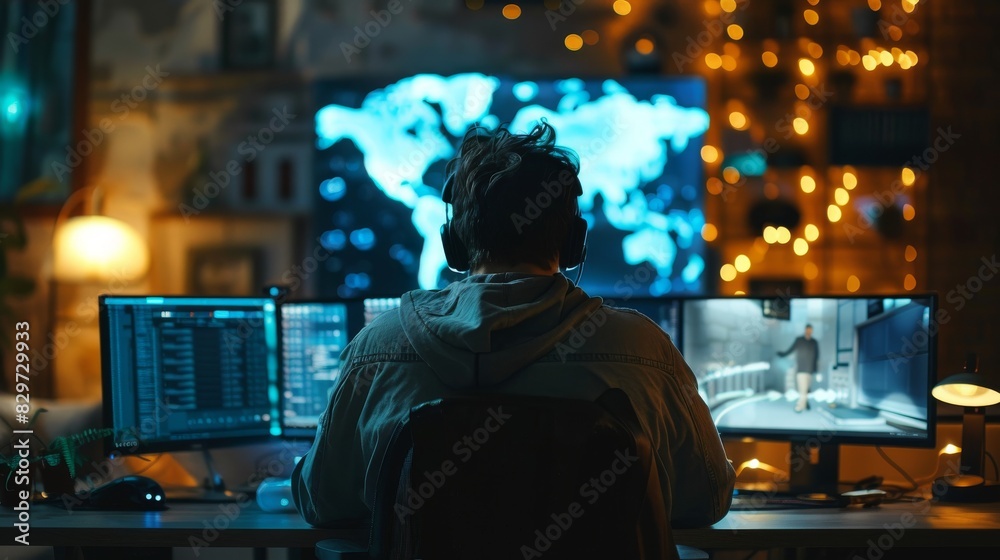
(931, 352), (1000, 502)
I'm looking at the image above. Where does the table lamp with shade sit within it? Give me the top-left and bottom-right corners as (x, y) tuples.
(52, 185), (149, 283)
(931, 352), (1000, 502)
(47, 184), (149, 397)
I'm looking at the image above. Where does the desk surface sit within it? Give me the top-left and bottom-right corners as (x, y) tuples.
(2, 500), (1000, 550)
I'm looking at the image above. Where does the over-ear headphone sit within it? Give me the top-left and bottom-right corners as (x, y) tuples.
(439, 173), (588, 274)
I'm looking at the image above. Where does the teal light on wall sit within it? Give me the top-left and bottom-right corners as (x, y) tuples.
(0, 87), (27, 128)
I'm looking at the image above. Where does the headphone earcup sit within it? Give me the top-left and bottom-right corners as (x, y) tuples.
(560, 215), (588, 270)
(440, 222), (470, 273)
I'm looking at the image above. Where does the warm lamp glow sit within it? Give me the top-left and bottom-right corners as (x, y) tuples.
(940, 444), (961, 456)
(53, 216), (149, 283)
(933, 379), (1000, 407)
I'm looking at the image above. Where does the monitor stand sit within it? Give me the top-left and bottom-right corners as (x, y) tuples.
(788, 440), (841, 497)
(735, 441), (842, 499)
(164, 449), (248, 503)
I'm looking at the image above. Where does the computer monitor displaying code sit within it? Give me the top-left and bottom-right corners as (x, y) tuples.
(99, 296), (282, 453)
(279, 297), (401, 438)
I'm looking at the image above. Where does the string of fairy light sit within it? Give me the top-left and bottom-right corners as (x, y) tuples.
(464, 0), (923, 294)
(696, 0), (925, 294)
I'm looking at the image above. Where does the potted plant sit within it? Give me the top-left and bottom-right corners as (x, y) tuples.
(1, 408), (113, 504)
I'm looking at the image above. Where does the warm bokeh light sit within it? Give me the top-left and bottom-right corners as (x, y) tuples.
(798, 58), (815, 76)
(635, 38), (655, 55)
(723, 166), (741, 184)
(706, 177), (724, 195)
(613, 0), (632, 16)
(835, 187), (850, 206)
(848, 50), (861, 65)
(902, 0), (917, 13)
(701, 145), (720, 163)
(804, 224), (819, 241)
(763, 182), (780, 199)
(800, 175), (816, 193)
(843, 171), (858, 190)
(803, 9), (819, 25)
(887, 25), (903, 41)
(723, 42), (741, 58)
(847, 275), (861, 292)
(794, 84), (810, 100)
(901, 167), (916, 186)
(727, 24), (744, 40)
(502, 4), (521, 19)
(721, 54), (737, 71)
(762, 51), (778, 67)
(729, 111), (748, 129)
(734, 254), (751, 273)
(704, 0), (722, 16)
(903, 203), (915, 220)
(879, 50), (894, 66)
(868, 0), (881, 10)
(807, 42), (823, 59)
(564, 34), (583, 51)
(53, 216), (150, 282)
(793, 238), (809, 256)
(776, 227), (791, 244)
(804, 262), (819, 280)
(720, 0), (737, 12)
(702, 223), (719, 242)
(836, 47), (850, 65)
(792, 117), (809, 135)
(904, 274), (916, 291)
(753, 237), (770, 255)
(862, 55), (878, 71)
(827, 205), (842, 222)
(720, 264), (737, 282)
(581, 29), (600, 45)
(763, 226), (778, 244)
(705, 53), (723, 69)
(905, 245), (917, 262)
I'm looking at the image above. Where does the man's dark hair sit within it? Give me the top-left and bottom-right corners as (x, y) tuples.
(444, 121), (582, 270)
(805, 324), (813, 329)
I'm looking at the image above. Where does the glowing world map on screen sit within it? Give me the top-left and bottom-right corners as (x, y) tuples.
(314, 73), (710, 296)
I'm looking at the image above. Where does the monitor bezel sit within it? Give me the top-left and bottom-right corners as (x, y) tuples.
(676, 292), (939, 449)
(98, 294), (282, 455)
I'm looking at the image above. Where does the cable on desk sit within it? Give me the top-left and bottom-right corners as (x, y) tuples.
(875, 446), (918, 492)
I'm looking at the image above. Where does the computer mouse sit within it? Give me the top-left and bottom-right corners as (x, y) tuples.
(85, 475), (167, 511)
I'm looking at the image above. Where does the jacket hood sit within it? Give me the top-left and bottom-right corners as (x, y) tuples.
(400, 273), (602, 389)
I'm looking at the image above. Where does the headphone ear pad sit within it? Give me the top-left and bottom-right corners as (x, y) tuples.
(560, 215), (588, 270)
(440, 222), (470, 273)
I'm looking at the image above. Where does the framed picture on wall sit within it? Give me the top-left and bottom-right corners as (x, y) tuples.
(187, 246), (264, 296)
(220, 0), (276, 70)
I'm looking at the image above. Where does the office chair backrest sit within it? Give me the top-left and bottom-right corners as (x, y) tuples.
(369, 388), (678, 560)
